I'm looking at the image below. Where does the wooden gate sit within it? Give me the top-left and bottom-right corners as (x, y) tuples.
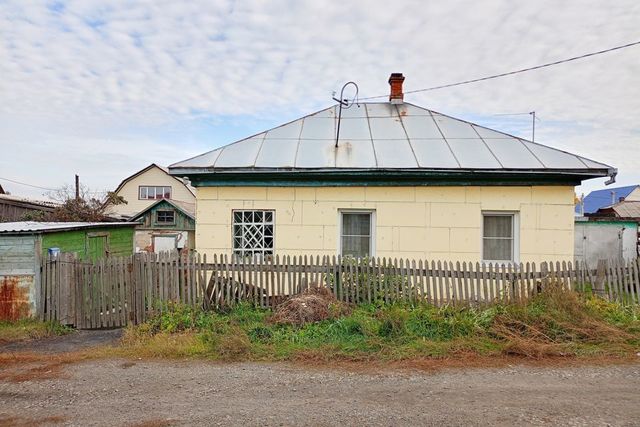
(39, 253), (145, 328)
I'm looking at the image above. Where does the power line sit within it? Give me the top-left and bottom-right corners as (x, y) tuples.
(0, 176), (59, 191)
(360, 40), (640, 100)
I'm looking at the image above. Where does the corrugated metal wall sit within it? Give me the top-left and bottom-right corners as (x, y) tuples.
(0, 235), (37, 320)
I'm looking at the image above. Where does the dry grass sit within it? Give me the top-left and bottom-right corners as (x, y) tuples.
(0, 320), (70, 344)
(490, 283), (638, 358)
(270, 286), (350, 325)
(0, 350), (102, 383)
(0, 414), (67, 426)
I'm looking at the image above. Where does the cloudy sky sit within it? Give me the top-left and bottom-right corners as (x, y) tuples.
(1, 0), (638, 200)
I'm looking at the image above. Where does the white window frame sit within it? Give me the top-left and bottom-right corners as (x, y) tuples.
(338, 209), (376, 258)
(481, 211), (519, 264)
(232, 209), (275, 259)
(139, 186), (172, 200)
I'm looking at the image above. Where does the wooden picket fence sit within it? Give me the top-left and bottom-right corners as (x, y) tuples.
(38, 252), (640, 328)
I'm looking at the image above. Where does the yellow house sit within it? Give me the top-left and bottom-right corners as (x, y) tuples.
(106, 163), (196, 252)
(169, 74), (615, 265)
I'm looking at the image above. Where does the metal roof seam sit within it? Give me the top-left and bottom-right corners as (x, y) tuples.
(363, 102), (379, 167)
(427, 110), (462, 168)
(395, 104), (420, 168)
(292, 116), (305, 168)
(470, 124), (504, 168)
(251, 133), (268, 168)
(516, 137), (547, 168)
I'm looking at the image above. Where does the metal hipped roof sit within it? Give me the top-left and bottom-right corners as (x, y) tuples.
(169, 102), (614, 180)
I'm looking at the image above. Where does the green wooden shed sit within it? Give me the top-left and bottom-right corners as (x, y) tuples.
(0, 221), (137, 320)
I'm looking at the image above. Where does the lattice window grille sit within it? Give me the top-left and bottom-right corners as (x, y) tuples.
(233, 210), (274, 259)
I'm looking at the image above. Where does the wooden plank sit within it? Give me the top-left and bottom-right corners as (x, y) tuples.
(434, 260), (442, 306)
(473, 262), (481, 304)
(632, 258), (640, 305)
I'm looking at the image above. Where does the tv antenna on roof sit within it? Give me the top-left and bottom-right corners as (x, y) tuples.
(332, 81), (359, 147)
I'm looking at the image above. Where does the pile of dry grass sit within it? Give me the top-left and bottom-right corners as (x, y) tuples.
(270, 286), (350, 326)
(490, 283), (635, 358)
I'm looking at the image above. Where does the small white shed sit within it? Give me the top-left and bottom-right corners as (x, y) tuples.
(574, 219), (638, 266)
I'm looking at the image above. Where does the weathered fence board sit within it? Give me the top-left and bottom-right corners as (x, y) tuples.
(38, 252), (640, 328)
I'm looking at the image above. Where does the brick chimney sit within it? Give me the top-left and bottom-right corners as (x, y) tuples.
(388, 73), (405, 104)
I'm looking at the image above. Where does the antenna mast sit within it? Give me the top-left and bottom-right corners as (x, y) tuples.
(332, 81), (359, 147)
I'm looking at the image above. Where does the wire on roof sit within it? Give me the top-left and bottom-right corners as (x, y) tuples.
(359, 40), (640, 101)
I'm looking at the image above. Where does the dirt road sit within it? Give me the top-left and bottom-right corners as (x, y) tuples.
(1, 357), (639, 426)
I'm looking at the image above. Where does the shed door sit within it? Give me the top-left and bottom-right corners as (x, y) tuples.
(88, 235), (108, 261)
(154, 236), (177, 253)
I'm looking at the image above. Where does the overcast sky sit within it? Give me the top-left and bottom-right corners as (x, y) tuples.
(1, 0), (639, 200)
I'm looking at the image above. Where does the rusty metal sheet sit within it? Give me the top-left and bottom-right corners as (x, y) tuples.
(0, 275), (33, 321)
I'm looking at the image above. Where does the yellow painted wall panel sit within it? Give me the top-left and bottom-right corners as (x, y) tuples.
(376, 226), (394, 252)
(426, 227), (450, 252)
(431, 203), (481, 228)
(479, 187), (532, 210)
(316, 187), (365, 201)
(302, 202), (338, 226)
(397, 227), (427, 252)
(416, 186), (465, 203)
(366, 187), (416, 202)
(267, 187), (296, 201)
(217, 187), (267, 201)
(532, 186), (574, 205)
(449, 228), (481, 253)
(377, 202), (426, 227)
(538, 204), (574, 230)
(195, 185), (575, 264)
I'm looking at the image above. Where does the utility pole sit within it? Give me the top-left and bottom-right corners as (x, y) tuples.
(75, 174), (80, 200)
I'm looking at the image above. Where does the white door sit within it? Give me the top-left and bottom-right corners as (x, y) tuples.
(154, 236), (177, 253)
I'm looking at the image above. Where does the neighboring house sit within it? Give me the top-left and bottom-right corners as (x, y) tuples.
(589, 200), (640, 221)
(169, 73), (614, 264)
(106, 163), (196, 219)
(130, 199), (195, 253)
(0, 194), (58, 222)
(0, 222), (137, 320)
(575, 185), (640, 215)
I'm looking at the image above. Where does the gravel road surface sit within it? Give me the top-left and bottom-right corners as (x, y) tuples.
(1, 359), (639, 426)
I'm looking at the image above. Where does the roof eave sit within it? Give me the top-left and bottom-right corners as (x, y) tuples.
(169, 167), (613, 187)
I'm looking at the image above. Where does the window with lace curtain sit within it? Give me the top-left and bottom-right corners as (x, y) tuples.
(482, 213), (518, 262)
(340, 211), (374, 258)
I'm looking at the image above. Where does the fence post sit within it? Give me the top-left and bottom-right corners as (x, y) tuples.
(594, 260), (606, 298)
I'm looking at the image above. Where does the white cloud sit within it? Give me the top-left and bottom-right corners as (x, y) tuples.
(0, 0), (639, 197)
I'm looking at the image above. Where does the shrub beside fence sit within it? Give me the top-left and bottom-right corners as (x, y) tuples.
(38, 252), (640, 329)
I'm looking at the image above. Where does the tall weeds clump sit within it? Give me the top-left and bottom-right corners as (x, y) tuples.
(490, 282), (638, 358)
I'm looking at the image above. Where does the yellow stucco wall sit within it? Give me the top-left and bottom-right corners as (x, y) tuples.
(196, 186), (575, 264)
(107, 166), (196, 218)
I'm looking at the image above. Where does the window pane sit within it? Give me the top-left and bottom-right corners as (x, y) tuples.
(139, 187), (147, 199)
(483, 238), (512, 261)
(342, 236), (370, 258)
(342, 213), (371, 236)
(156, 187), (164, 199)
(483, 215), (512, 238)
(164, 187), (171, 198)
